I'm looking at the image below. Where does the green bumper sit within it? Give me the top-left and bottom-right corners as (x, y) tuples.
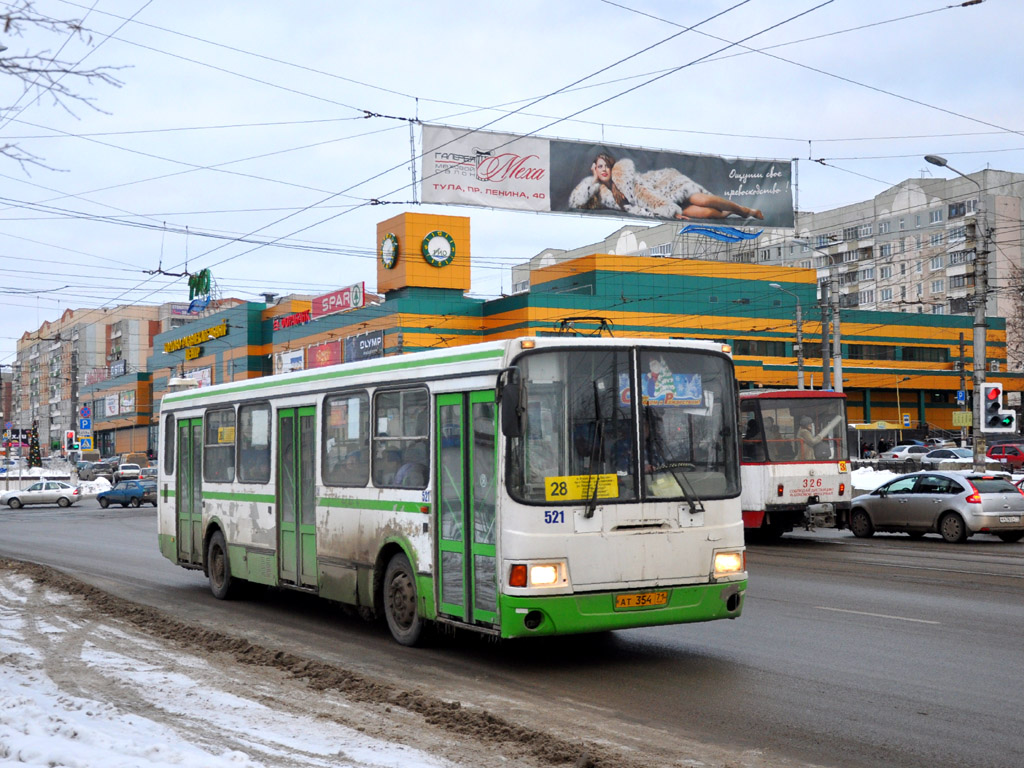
(498, 580), (746, 639)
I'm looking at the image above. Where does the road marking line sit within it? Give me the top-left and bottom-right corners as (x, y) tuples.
(815, 606), (940, 625)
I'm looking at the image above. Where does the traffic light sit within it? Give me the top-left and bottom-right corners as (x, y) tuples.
(64, 430), (76, 451)
(981, 383), (1017, 433)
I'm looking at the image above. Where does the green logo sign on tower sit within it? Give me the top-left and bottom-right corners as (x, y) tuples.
(421, 230), (456, 267)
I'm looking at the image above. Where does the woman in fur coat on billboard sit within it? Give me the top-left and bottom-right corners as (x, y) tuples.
(568, 152), (763, 221)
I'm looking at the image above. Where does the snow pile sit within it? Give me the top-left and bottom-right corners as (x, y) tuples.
(76, 477), (112, 497)
(0, 572), (456, 768)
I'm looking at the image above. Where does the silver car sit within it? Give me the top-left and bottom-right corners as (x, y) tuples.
(1, 480), (81, 509)
(850, 471), (1024, 543)
(920, 447), (972, 468)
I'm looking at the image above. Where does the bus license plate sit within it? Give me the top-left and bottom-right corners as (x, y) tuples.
(614, 591), (668, 610)
(999, 515), (1020, 523)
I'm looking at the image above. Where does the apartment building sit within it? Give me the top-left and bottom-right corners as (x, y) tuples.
(9, 302), (209, 454)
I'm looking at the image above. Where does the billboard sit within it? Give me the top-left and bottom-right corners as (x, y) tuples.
(421, 124), (793, 228)
(275, 349), (305, 374)
(345, 330), (384, 362)
(308, 341), (342, 369)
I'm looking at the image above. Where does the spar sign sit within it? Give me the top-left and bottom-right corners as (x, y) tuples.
(311, 282), (365, 320)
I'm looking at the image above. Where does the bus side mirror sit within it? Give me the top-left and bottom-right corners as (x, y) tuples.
(498, 367), (523, 438)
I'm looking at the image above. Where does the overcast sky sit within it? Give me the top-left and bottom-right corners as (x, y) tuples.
(1, 0), (1022, 364)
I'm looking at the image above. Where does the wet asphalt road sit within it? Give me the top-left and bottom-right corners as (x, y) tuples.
(1, 498), (1022, 768)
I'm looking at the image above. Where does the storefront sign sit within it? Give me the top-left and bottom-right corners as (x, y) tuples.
(311, 282), (365, 319)
(163, 320), (228, 354)
(272, 310), (311, 331)
(308, 341), (342, 369)
(345, 330), (384, 362)
(109, 359), (127, 378)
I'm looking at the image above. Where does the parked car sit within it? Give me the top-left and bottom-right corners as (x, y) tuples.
(79, 460), (116, 482)
(986, 443), (1024, 468)
(113, 463), (142, 482)
(925, 437), (956, 448)
(920, 447), (973, 468)
(882, 444), (931, 462)
(1, 480), (80, 509)
(97, 479), (157, 508)
(850, 471), (1024, 543)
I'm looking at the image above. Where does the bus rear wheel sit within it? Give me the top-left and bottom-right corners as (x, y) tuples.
(383, 552), (423, 646)
(207, 530), (239, 600)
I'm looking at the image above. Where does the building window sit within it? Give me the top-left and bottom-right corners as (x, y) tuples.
(915, 235), (922, 250)
(843, 251), (858, 263)
(858, 289), (874, 304)
(931, 305), (947, 315)
(880, 266), (893, 279)
(915, 214), (921, 228)
(901, 286), (907, 299)
(903, 346), (948, 363)
(880, 288), (893, 302)
(816, 234), (831, 248)
(732, 339), (787, 357)
(949, 226), (966, 242)
(949, 249), (974, 265)
(879, 243), (892, 258)
(917, 283), (923, 296)
(931, 279), (945, 293)
(800, 260), (812, 269)
(848, 344), (893, 360)
(901, 263), (906, 275)
(858, 224), (873, 238)
(878, 221), (891, 234)
(930, 232), (944, 246)
(930, 255), (944, 270)
(843, 226), (859, 241)
(899, 218), (905, 230)
(949, 201), (966, 219)
(966, 198), (978, 213)
(930, 209), (943, 224)
(950, 274), (973, 289)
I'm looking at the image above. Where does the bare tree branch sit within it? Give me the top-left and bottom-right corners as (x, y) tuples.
(1, 0), (125, 169)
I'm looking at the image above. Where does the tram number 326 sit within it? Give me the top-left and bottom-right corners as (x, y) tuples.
(802, 478), (824, 488)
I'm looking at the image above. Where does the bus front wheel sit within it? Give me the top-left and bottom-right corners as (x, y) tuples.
(207, 530), (238, 600)
(383, 552), (423, 646)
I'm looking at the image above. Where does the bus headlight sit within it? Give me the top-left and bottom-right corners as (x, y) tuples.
(713, 550), (745, 579)
(530, 564), (560, 586)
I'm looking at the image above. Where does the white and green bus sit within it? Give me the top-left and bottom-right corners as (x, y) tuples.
(156, 337), (747, 645)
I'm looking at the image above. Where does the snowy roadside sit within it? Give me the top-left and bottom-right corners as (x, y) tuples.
(0, 559), (819, 768)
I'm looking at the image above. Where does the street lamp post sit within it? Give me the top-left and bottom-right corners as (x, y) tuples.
(896, 376), (911, 439)
(925, 154), (987, 471)
(769, 283), (804, 389)
(793, 238), (842, 392)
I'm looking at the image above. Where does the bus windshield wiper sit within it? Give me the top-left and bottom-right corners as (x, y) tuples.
(644, 406), (704, 516)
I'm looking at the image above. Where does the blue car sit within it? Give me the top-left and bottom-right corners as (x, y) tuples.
(97, 480), (157, 508)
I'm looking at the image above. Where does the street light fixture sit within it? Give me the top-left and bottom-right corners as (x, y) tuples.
(793, 238), (842, 392)
(925, 154), (988, 471)
(769, 283), (804, 389)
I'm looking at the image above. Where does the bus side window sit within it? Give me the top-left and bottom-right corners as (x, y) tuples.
(238, 403), (271, 484)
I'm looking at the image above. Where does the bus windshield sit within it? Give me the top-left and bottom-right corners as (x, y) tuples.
(741, 396), (847, 463)
(507, 347), (738, 503)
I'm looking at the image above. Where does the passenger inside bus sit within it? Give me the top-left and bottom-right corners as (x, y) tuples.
(395, 442), (428, 488)
(374, 449), (402, 486)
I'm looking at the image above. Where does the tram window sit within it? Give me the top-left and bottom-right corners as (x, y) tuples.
(323, 392), (370, 486)
(204, 407), (236, 482)
(238, 403), (271, 483)
(163, 415), (175, 475)
(373, 388), (429, 488)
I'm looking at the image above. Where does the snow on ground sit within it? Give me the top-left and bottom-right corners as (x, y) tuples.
(0, 571), (458, 768)
(851, 465), (1022, 495)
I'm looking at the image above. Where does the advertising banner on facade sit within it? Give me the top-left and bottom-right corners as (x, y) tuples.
(119, 391), (135, 413)
(307, 341), (342, 369)
(275, 349), (305, 374)
(311, 282), (365, 320)
(345, 330), (384, 362)
(421, 124), (794, 228)
(104, 395), (119, 417)
(184, 367), (212, 388)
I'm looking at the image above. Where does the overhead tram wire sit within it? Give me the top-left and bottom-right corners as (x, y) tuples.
(33, 0), (771, 348)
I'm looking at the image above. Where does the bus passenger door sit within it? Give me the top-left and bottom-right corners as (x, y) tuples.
(435, 391), (498, 627)
(278, 406), (318, 589)
(176, 417), (203, 565)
